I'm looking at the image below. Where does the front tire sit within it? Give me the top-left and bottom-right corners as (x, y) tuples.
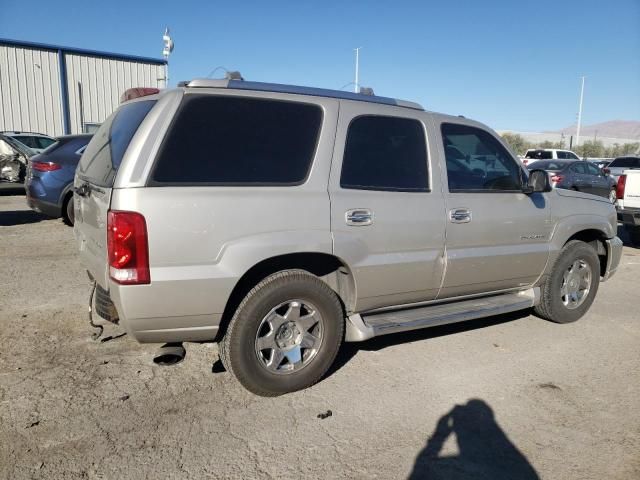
(534, 241), (600, 323)
(219, 270), (344, 396)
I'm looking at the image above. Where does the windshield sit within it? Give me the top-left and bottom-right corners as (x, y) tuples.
(609, 157), (640, 169)
(77, 100), (156, 187)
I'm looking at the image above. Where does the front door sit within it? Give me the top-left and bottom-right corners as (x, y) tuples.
(329, 104), (446, 312)
(436, 121), (552, 298)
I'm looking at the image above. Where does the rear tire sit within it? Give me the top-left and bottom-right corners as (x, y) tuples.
(62, 194), (74, 226)
(219, 270), (344, 396)
(534, 241), (600, 323)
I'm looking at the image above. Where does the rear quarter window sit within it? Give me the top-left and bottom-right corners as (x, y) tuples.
(150, 95), (323, 185)
(77, 100), (156, 187)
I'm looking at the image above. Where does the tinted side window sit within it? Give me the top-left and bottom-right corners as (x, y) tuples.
(78, 100), (156, 187)
(585, 163), (602, 176)
(441, 123), (523, 192)
(340, 116), (428, 192)
(556, 151), (567, 159)
(151, 95), (322, 185)
(567, 152), (580, 160)
(570, 163), (586, 174)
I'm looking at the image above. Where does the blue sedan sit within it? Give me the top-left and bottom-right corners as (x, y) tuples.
(25, 134), (92, 225)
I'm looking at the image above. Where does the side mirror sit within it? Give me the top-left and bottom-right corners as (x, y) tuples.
(524, 169), (552, 194)
(602, 167), (610, 176)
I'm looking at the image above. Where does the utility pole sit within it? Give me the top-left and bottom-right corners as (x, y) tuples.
(354, 47), (362, 93)
(162, 27), (174, 88)
(576, 76), (585, 147)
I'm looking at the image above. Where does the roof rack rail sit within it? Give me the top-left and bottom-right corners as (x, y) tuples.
(181, 78), (424, 111)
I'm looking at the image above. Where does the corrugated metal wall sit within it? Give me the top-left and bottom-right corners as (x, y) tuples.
(0, 43), (165, 136)
(0, 45), (64, 136)
(65, 55), (165, 134)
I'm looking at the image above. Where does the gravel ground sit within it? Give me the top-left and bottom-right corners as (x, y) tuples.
(1, 192), (639, 480)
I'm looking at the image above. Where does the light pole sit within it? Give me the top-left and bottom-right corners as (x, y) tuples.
(576, 76), (585, 148)
(354, 47), (362, 93)
(162, 27), (174, 88)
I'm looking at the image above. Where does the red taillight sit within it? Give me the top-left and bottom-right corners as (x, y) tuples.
(617, 174), (626, 200)
(107, 211), (150, 285)
(550, 174), (564, 183)
(31, 161), (62, 172)
(120, 87), (160, 103)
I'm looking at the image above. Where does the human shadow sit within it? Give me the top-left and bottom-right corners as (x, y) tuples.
(409, 399), (539, 480)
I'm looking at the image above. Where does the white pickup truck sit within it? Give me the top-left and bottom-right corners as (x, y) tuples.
(617, 169), (640, 244)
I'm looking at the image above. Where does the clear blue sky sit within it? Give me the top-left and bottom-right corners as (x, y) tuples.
(2, 0), (639, 132)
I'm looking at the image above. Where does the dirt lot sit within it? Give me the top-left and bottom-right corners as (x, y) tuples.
(1, 191), (639, 479)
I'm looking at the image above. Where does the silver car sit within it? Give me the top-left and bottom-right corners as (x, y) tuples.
(74, 78), (622, 396)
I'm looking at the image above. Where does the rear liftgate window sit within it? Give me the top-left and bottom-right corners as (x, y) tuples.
(150, 95), (323, 185)
(77, 100), (156, 187)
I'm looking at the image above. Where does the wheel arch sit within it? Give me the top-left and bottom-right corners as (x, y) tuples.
(563, 229), (609, 277)
(216, 252), (356, 340)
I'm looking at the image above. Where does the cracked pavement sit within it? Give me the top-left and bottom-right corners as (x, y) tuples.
(1, 192), (639, 479)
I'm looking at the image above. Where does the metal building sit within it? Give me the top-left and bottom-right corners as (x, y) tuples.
(0, 38), (166, 137)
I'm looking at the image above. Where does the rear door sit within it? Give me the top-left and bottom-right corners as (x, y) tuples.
(74, 99), (156, 288)
(329, 104), (446, 312)
(584, 162), (610, 197)
(436, 120), (551, 298)
(568, 162), (591, 193)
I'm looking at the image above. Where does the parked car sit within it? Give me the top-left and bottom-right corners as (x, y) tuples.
(524, 148), (581, 164)
(25, 134), (92, 225)
(607, 156), (640, 182)
(0, 133), (35, 185)
(527, 159), (617, 203)
(2, 131), (56, 153)
(587, 158), (612, 170)
(74, 79), (622, 396)
(616, 170), (640, 245)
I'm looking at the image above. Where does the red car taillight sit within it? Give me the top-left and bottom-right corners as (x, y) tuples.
(550, 174), (564, 183)
(617, 174), (626, 200)
(107, 211), (150, 285)
(31, 161), (62, 172)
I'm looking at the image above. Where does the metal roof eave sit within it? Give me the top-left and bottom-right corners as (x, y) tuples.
(0, 37), (166, 65)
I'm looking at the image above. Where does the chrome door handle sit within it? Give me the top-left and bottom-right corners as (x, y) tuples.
(346, 209), (373, 226)
(449, 208), (471, 223)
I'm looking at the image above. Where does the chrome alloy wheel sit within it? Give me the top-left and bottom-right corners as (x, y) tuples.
(254, 300), (324, 374)
(560, 259), (592, 309)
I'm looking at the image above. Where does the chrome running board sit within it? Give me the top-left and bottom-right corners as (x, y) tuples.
(344, 288), (539, 342)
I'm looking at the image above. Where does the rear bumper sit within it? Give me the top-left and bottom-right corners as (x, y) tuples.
(602, 236), (623, 282)
(26, 195), (61, 218)
(90, 274), (223, 343)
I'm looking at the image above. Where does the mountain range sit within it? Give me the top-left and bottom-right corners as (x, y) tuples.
(549, 120), (640, 140)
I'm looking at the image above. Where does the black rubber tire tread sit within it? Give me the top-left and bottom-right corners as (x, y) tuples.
(534, 240), (600, 324)
(219, 269), (344, 396)
(62, 194), (74, 226)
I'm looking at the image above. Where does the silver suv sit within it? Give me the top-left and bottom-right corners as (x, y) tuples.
(74, 78), (623, 396)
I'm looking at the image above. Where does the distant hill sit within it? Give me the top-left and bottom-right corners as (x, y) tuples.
(549, 120), (640, 140)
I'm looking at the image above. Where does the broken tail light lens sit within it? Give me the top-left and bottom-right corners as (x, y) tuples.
(31, 161), (62, 172)
(617, 174), (626, 200)
(107, 211), (150, 285)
